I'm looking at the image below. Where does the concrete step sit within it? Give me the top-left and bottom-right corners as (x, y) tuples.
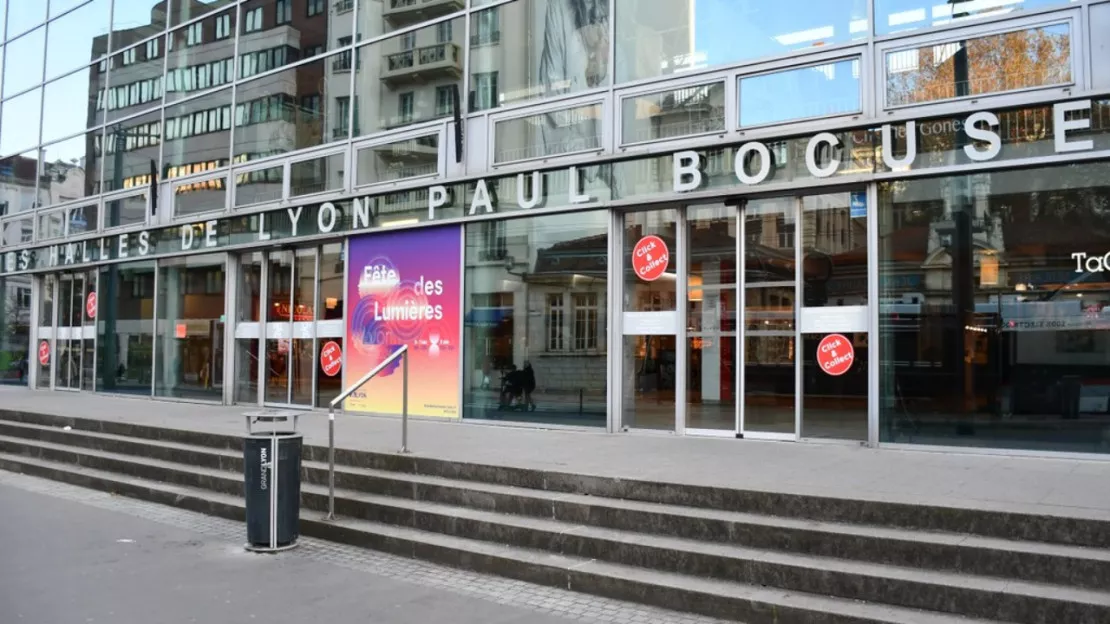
(1, 435), (1106, 624)
(4, 410), (1107, 549)
(0, 451), (1004, 624)
(2, 422), (1109, 592)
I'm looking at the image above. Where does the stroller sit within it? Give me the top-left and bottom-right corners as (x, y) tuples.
(498, 366), (527, 411)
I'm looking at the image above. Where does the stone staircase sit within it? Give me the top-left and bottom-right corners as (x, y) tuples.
(1, 408), (1108, 624)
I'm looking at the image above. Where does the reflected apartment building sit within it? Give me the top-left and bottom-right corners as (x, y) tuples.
(2, 0), (1110, 458)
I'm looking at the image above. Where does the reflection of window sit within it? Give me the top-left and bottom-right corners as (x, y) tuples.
(16, 287), (31, 309)
(547, 294), (565, 351)
(398, 92), (414, 123)
(122, 47), (137, 65)
(621, 82), (725, 144)
(574, 293), (599, 350)
(147, 38), (160, 59)
(401, 32), (416, 51)
(244, 7), (264, 33)
(435, 86), (453, 116)
(276, 0), (291, 24)
(472, 72), (498, 110)
(885, 23), (1072, 107)
(479, 221), (506, 261)
(436, 21), (452, 43)
(494, 103), (603, 164)
(308, 0), (325, 17)
(186, 22), (203, 46)
(215, 14), (231, 39)
(473, 8), (500, 45)
(335, 96), (350, 132)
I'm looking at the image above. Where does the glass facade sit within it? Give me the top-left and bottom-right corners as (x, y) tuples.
(1, 0), (1106, 457)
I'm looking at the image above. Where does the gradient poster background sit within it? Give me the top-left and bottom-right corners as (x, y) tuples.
(345, 226), (460, 417)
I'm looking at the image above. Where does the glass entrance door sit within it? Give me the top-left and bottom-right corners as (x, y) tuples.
(53, 271), (96, 391)
(621, 208), (680, 430)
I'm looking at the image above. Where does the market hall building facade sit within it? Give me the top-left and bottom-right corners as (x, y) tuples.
(2, 0), (1110, 456)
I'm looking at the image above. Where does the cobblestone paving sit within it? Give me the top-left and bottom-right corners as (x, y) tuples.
(0, 470), (732, 624)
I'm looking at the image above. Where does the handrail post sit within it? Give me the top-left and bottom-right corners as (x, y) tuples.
(401, 350), (409, 453)
(327, 407), (336, 520)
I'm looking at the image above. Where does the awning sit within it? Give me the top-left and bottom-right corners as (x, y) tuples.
(465, 307), (513, 328)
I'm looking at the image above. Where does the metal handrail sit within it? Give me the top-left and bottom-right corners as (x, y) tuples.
(326, 344), (409, 520)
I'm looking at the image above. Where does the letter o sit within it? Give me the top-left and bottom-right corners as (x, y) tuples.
(735, 142), (771, 185)
(318, 202), (337, 233)
(805, 133), (841, 178)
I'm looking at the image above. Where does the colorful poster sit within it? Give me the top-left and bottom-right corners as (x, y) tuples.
(345, 226), (461, 417)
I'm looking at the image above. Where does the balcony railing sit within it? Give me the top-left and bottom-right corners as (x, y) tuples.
(332, 54), (352, 72)
(384, 0), (464, 21)
(382, 43), (461, 83)
(334, 0), (354, 12)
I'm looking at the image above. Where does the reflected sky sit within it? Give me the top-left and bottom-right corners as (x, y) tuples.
(875, 0), (1076, 35)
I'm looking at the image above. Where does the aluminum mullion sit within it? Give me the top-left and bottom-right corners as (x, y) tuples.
(150, 261), (158, 397)
(257, 250), (267, 405)
(866, 181), (879, 447)
(736, 200), (744, 436)
(311, 246), (320, 407)
(223, 1), (243, 216)
(793, 195), (802, 440)
(675, 207), (687, 436)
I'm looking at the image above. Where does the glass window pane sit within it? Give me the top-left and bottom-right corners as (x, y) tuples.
(155, 255), (226, 400)
(740, 59), (860, 127)
(356, 134), (439, 186)
(687, 203), (737, 431)
(110, 1), (168, 51)
(463, 211), (608, 426)
(802, 192), (868, 306)
(165, 7), (236, 103)
(103, 111), (159, 193)
(468, 0), (609, 112)
(0, 90), (42, 157)
(290, 153), (343, 197)
(0, 275), (32, 386)
(494, 103), (602, 164)
(43, 68), (105, 144)
(104, 44), (164, 122)
(45, 0), (110, 81)
(615, 0), (868, 83)
(802, 332), (867, 440)
(239, 252), (263, 322)
(39, 132), (104, 203)
(624, 208), (678, 312)
(267, 251), (292, 322)
(67, 203), (99, 236)
(174, 175), (228, 217)
(38, 211), (65, 241)
(1, 217), (33, 246)
(317, 243), (343, 321)
(886, 23), (1072, 107)
(235, 339), (260, 403)
(234, 165), (284, 206)
(744, 334), (795, 433)
(621, 82), (725, 144)
(293, 248), (316, 321)
(876, 0), (1075, 36)
(4, 27), (46, 97)
(162, 88), (233, 178)
(7, 3), (46, 40)
(879, 161), (1110, 453)
(234, 54), (333, 161)
(105, 193), (148, 228)
(353, 16), (464, 137)
(96, 261), (156, 395)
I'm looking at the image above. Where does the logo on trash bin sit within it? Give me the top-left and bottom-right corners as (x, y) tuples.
(260, 446), (268, 491)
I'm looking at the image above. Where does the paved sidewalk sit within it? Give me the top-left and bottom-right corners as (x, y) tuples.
(2, 386), (1109, 521)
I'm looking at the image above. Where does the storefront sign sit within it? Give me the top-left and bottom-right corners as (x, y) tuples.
(345, 226), (461, 418)
(320, 341), (342, 377)
(85, 291), (97, 319)
(37, 340), (49, 367)
(816, 334), (854, 376)
(631, 235), (669, 282)
(1071, 252), (1110, 273)
(2, 98), (1105, 278)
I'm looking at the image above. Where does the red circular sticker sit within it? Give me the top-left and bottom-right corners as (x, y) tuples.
(320, 341), (342, 377)
(37, 340), (50, 367)
(816, 333), (854, 376)
(631, 235), (669, 282)
(86, 291), (97, 319)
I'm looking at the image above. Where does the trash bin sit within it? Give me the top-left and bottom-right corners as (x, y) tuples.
(242, 410), (304, 552)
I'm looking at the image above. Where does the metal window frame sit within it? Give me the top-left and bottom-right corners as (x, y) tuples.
(230, 160), (287, 209)
(288, 147), (349, 201)
(351, 123), (448, 190)
(486, 95), (608, 169)
(737, 54), (867, 131)
(615, 74), (731, 149)
(876, 9), (1083, 112)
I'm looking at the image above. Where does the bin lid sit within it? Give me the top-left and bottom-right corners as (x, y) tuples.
(243, 409), (307, 435)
